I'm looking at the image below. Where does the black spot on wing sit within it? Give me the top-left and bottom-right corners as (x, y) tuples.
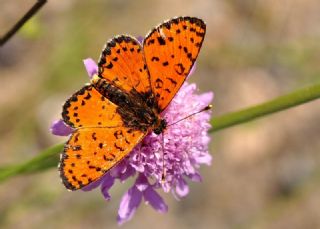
(155, 78), (163, 89)
(166, 77), (177, 87)
(151, 57), (160, 62)
(114, 143), (125, 151)
(174, 63), (185, 75)
(157, 36), (166, 45)
(162, 61), (169, 66)
(106, 62), (113, 69)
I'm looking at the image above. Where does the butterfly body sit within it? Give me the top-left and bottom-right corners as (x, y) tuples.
(59, 16), (206, 190)
(91, 75), (166, 135)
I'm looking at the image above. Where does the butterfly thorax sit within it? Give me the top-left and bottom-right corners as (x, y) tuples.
(92, 76), (166, 134)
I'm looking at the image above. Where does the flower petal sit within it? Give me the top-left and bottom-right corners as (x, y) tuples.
(100, 174), (115, 200)
(188, 62), (196, 77)
(136, 36), (144, 44)
(117, 186), (143, 225)
(118, 165), (136, 182)
(50, 119), (73, 136)
(81, 178), (102, 192)
(135, 174), (149, 192)
(175, 178), (189, 197)
(195, 153), (212, 165)
(83, 58), (98, 79)
(198, 91), (214, 105)
(143, 187), (168, 213)
(110, 161), (127, 178)
(131, 163), (145, 173)
(187, 172), (202, 182)
(181, 83), (196, 97)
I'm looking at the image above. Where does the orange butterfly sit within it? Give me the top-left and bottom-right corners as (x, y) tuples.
(59, 16), (206, 190)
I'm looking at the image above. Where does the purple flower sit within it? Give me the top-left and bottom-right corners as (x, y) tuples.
(118, 174), (168, 225)
(51, 58), (213, 224)
(136, 36), (144, 44)
(83, 58), (98, 79)
(50, 119), (73, 136)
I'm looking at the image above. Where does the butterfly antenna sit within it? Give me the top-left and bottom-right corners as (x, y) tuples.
(161, 132), (166, 183)
(167, 104), (212, 127)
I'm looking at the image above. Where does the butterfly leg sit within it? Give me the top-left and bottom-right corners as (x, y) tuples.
(161, 132), (166, 183)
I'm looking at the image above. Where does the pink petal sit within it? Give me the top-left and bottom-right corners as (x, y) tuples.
(182, 83), (196, 95)
(187, 172), (202, 182)
(110, 161), (127, 177)
(135, 174), (149, 192)
(131, 163), (145, 173)
(81, 178), (102, 192)
(198, 92), (214, 105)
(50, 119), (73, 136)
(117, 186), (142, 225)
(83, 58), (98, 79)
(195, 154), (212, 165)
(100, 174), (115, 200)
(143, 187), (168, 213)
(188, 62), (196, 77)
(175, 178), (189, 197)
(136, 36), (144, 44)
(118, 165), (136, 182)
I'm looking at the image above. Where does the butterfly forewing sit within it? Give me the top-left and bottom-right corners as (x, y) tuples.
(143, 17), (206, 112)
(98, 35), (152, 95)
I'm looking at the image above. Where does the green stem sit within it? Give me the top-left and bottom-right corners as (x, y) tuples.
(0, 144), (63, 182)
(0, 82), (319, 182)
(211, 82), (320, 132)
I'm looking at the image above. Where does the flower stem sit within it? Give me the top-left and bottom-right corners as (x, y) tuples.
(0, 82), (319, 182)
(211, 82), (320, 132)
(0, 144), (62, 182)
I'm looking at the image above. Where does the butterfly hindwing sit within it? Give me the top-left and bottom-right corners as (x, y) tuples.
(98, 35), (152, 95)
(60, 127), (146, 190)
(143, 16), (206, 112)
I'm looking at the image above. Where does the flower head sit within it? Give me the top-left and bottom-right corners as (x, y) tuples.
(51, 58), (213, 224)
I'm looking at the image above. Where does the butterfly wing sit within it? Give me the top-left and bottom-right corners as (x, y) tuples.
(98, 35), (152, 96)
(60, 85), (146, 190)
(143, 16), (206, 112)
(60, 126), (145, 190)
(62, 85), (123, 128)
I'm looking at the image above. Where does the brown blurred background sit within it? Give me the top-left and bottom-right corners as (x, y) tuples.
(1, 0), (320, 228)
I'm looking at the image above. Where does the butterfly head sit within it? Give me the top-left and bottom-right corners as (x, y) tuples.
(153, 118), (167, 135)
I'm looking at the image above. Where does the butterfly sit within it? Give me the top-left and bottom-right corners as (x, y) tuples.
(59, 16), (206, 190)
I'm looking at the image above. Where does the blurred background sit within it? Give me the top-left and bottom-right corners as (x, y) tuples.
(1, 0), (320, 228)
